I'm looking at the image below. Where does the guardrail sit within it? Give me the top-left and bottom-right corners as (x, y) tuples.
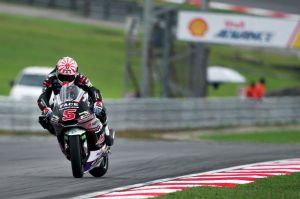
(0, 96), (299, 132)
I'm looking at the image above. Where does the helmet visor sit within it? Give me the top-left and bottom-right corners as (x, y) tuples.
(58, 74), (75, 83)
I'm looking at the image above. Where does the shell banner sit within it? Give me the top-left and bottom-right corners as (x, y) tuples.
(177, 11), (300, 48)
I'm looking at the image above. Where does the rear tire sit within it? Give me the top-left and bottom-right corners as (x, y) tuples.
(89, 155), (109, 177)
(70, 135), (83, 178)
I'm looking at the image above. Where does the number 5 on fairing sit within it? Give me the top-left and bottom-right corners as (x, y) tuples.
(63, 109), (76, 121)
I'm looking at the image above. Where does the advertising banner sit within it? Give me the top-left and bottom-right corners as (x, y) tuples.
(177, 12), (300, 48)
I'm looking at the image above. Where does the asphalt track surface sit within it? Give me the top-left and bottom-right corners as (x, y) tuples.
(1, 136), (300, 199)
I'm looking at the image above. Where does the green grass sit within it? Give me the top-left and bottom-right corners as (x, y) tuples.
(0, 13), (125, 98)
(156, 172), (300, 199)
(208, 45), (300, 97)
(0, 13), (300, 98)
(200, 129), (300, 144)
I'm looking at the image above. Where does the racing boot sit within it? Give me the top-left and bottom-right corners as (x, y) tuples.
(104, 125), (114, 146)
(39, 115), (56, 136)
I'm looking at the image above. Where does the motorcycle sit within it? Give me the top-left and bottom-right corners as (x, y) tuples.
(43, 84), (112, 178)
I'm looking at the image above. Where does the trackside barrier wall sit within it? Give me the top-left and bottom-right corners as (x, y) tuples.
(0, 97), (299, 132)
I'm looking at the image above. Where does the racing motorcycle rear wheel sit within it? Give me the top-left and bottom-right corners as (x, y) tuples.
(89, 155), (109, 177)
(70, 135), (84, 178)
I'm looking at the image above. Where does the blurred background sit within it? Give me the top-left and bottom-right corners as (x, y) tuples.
(0, 0), (299, 132)
(0, 0), (300, 99)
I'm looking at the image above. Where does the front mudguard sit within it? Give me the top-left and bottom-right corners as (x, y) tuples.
(65, 128), (86, 136)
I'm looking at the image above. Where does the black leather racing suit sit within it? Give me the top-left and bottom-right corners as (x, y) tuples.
(37, 68), (109, 152)
(37, 68), (107, 124)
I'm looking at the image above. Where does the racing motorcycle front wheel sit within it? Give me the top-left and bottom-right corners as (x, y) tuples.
(69, 135), (84, 178)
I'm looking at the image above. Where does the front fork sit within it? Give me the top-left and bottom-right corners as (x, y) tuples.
(60, 130), (108, 161)
(62, 134), (88, 161)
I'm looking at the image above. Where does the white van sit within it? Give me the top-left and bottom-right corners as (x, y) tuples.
(10, 66), (53, 100)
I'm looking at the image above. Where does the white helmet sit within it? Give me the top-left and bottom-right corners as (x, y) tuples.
(56, 57), (78, 84)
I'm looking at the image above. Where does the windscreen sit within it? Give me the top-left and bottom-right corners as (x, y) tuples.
(18, 74), (47, 87)
(59, 84), (84, 103)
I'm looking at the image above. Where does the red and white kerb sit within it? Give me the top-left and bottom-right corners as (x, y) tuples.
(57, 57), (78, 75)
(75, 158), (300, 199)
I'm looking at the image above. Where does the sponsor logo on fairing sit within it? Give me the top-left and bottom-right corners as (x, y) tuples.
(59, 102), (79, 109)
(79, 111), (90, 120)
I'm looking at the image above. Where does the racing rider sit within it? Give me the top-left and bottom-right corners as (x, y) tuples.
(37, 57), (114, 149)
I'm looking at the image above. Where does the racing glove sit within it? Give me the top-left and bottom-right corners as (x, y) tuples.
(43, 107), (53, 118)
(94, 101), (103, 115)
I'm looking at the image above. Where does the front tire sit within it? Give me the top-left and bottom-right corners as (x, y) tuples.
(70, 135), (83, 178)
(89, 155), (109, 177)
